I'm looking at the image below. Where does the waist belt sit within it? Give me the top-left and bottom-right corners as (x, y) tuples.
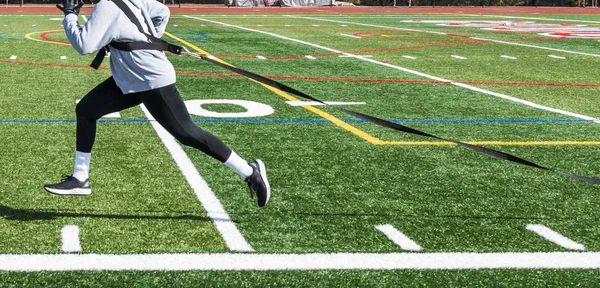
(90, 0), (182, 69)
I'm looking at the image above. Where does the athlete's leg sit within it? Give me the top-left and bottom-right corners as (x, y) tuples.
(137, 84), (270, 207)
(44, 77), (141, 195)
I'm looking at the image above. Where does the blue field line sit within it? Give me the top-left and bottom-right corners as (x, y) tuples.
(0, 119), (594, 124)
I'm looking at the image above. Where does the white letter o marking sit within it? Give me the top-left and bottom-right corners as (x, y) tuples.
(184, 100), (274, 118)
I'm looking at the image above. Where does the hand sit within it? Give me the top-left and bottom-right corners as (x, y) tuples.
(57, 0), (84, 16)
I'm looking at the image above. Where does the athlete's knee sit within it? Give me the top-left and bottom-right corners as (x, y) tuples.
(76, 100), (100, 121)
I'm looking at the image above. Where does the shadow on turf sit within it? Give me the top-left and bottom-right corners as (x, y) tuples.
(0, 205), (221, 222)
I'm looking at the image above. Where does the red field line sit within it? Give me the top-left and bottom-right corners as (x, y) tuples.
(2, 6), (600, 14)
(3, 58), (598, 88)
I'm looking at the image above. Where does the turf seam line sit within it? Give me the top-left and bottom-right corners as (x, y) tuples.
(191, 15), (600, 124)
(140, 104), (254, 252)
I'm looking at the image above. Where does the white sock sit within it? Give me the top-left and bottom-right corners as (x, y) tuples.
(224, 151), (253, 179)
(72, 151), (91, 182)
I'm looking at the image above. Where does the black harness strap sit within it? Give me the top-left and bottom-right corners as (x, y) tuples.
(193, 54), (600, 186)
(90, 0), (181, 69)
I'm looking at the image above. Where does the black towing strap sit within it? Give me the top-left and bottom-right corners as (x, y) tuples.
(184, 50), (600, 186)
(90, 0), (182, 69)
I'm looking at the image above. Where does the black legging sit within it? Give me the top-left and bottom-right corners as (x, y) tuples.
(76, 77), (233, 163)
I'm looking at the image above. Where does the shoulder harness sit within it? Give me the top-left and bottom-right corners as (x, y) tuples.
(90, 0), (182, 69)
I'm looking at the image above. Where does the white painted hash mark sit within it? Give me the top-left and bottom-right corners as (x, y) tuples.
(256, 56), (266, 60)
(376, 224), (422, 251)
(549, 55), (565, 59)
(286, 101), (366, 106)
(526, 224), (585, 251)
(140, 105), (254, 252)
(402, 55), (416, 59)
(340, 33), (361, 38)
(9, 55), (17, 60)
(191, 15), (600, 124)
(305, 55), (316, 59)
(451, 55), (467, 60)
(3, 252), (600, 271)
(501, 55), (517, 59)
(60, 56), (67, 60)
(61, 225), (81, 253)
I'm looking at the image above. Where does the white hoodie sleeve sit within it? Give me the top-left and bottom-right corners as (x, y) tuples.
(143, 0), (170, 38)
(62, 0), (119, 55)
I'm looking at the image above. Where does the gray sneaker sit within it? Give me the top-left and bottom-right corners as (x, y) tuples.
(44, 175), (91, 196)
(245, 160), (270, 207)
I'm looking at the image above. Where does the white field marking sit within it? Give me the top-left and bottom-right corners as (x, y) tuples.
(256, 55), (267, 60)
(32, 24), (36, 27)
(173, 24), (178, 27)
(288, 16), (600, 58)
(470, 14), (600, 24)
(80, 15), (88, 22)
(402, 55), (416, 59)
(285, 101), (366, 106)
(9, 55), (17, 60)
(140, 105), (253, 252)
(376, 224), (422, 251)
(340, 33), (361, 38)
(341, 24), (348, 26)
(60, 56), (67, 60)
(49, 17), (63, 20)
(501, 55), (517, 60)
(339, 55), (372, 58)
(305, 55), (316, 59)
(75, 100), (120, 118)
(526, 224), (585, 251)
(549, 55), (566, 59)
(312, 24), (320, 26)
(185, 16), (600, 124)
(61, 225), (81, 253)
(3, 252), (600, 271)
(451, 55), (467, 60)
(257, 24), (263, 26)
(285, 24), (291, 27)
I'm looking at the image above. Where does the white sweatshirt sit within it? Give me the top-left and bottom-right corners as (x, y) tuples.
(63, 0), (176, 94)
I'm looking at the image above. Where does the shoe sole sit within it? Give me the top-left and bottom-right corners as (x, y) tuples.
(44, 187), (91, 196)
(256, 159), (270, 207)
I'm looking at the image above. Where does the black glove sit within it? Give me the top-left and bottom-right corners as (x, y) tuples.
(57, 0), (84, 16)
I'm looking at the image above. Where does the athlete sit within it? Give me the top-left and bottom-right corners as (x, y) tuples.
(44, 0), (271, 207)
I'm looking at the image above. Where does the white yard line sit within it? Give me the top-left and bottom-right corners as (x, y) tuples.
(501, 55), (517, 60)
(340, 33), (361, 38)
(468, 14), (600, 24)
(80, 15), (88, 22)
(376, 225), (422, 251)
(402, 55), (416, 59)
(549, 55), (566, 59)
(2, 252), (600, 271)
(526, 224), (585, 251)
(288, 16), (600, 58)
(451, 55), (467, 60)
(140, 105), (254, 252)
(184, 15), (600, 124)
(285, 101), (366, 106)
(61, 225), (82, 253)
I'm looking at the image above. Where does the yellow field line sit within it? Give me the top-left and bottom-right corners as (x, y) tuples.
(24, 30), (71, 46)
(165, 31), (382, 144)
(379, 140), (600, 146)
